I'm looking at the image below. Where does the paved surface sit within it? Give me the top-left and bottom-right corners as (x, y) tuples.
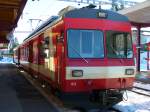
(0, 64), (59, 112)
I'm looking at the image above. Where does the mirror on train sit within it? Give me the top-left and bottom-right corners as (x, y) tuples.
(57, 32), (64, 43)
(57, 36), (64, 43)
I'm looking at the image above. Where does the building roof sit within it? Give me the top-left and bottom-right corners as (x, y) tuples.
(118, 0), (150, 26)
(0, 0), (27, 43)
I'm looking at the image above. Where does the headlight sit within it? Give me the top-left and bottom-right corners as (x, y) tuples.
(72, 70), (83, 77)
(125, 69), (134, 75)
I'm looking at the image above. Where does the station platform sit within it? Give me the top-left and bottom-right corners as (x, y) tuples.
(0, 64), (59, 112)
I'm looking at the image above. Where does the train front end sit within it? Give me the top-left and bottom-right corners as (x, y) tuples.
(61, 8), (136, 106)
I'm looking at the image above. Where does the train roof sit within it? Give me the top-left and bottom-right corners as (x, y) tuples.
(23, 6), (129, 42)
(24, 16), (58, 41)
(63, 7), (129, 22)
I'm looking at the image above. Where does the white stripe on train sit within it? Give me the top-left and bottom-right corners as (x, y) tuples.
(66, 66), (136, 80)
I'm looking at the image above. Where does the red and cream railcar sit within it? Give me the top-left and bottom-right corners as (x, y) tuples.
(14, 6), (136, 107)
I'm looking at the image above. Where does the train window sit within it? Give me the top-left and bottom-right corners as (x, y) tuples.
(81, 31), (93, 56)
(106, 31), (133, 58)
(44, 37), (49, 48)
(67, 29), (104, 58)
(39, 43), (47, 58)
(44, 37), (49, 49)
(40, 39), (50, 58)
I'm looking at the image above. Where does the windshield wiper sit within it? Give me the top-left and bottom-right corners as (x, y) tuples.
(69, 45), (88, 64)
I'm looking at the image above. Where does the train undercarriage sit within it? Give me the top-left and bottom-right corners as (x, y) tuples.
(56, 89), (124, 109)
(89, 89), (123, 107)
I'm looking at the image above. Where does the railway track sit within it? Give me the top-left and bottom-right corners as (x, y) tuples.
(130, 81), (150, 97)
(131, 87), (150, 97)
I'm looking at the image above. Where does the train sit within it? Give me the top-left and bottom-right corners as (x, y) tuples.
(14, 6), (136, 108)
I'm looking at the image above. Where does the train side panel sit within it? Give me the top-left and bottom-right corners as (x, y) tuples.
(23, 20), (65, 90)
(20, 43), (29, 71)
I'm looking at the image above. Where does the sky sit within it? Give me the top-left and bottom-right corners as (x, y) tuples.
(14, 0), (87, 43)
(14, 0), (147, 44)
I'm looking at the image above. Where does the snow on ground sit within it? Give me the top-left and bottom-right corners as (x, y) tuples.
(134, 82), (150, 90)
(140, 51), (147, 71)
(114, 91), (150, 112)
(114, 52), (150, 112)
(0, 57), (13, 63)
(114, 77), (150, 112)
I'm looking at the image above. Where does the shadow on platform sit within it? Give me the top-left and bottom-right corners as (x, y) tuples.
(0, 63), (58, 112)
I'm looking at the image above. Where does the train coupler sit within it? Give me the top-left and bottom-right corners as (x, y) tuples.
(89, 90), (123, 107)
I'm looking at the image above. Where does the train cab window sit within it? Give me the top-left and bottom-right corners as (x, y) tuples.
(67, 29), (104, 58)
(106, 31), (133, 58)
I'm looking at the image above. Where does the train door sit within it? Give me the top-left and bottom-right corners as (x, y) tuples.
(43, 36), (50, 69)
(56, 34), (64, 86)
(42, 36), (55, 81)
(38, 35), (45, 79)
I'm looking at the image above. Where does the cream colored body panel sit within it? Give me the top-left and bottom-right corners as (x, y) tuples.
(20, 61), (55, 81)
(20, 60), (30, 68)
(66, 66), (136, 80)
(30, 63), (38, 73)
(43, 29), (56, 81)
(38, 64), (55, 80)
